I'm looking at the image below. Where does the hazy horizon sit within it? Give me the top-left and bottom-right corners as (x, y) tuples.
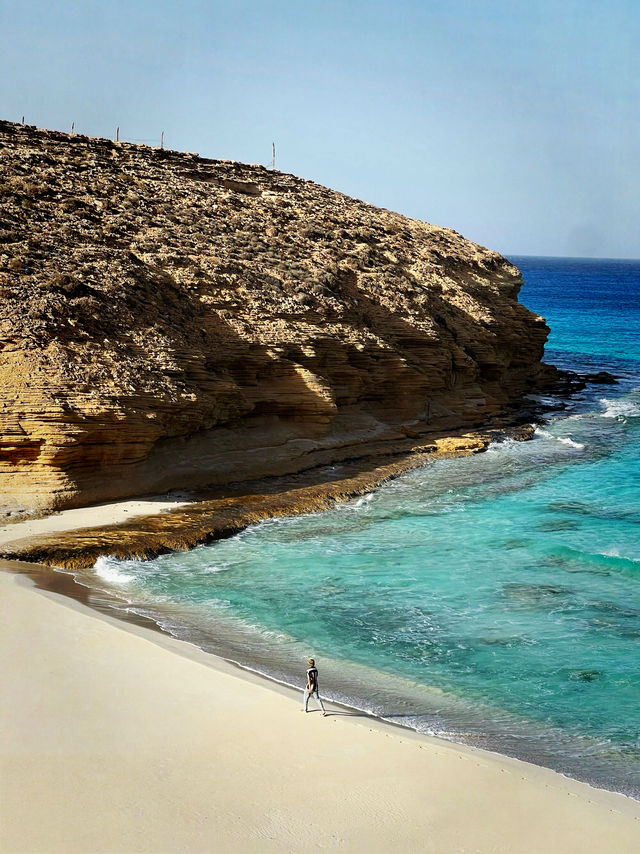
(2, 0), (637, 260)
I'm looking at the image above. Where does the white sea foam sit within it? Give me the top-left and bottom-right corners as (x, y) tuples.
(94, 555), (135, 585)
(555, 436), (584, 448)
(599, 548), (640, 564)
(485, 438), (518, 453)
(353, 492), (375, 508)
(535, 428), (584, 449)
(600, 398), (640, 419)
(199, 564), (230, 574)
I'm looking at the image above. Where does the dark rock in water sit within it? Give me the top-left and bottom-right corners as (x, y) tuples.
(589, 600), (640, 618)
(478, 636), (523, 646)
(537, 518), (579, 532)
(581, 371), (619, 385)
(537, 369), (586, 396)
(541, 554), (572, 567)
(618, 627), (640, 639)
(535, 369), (619, 406)
(569, 669), (603, 683)
(502, 583), (572, 604)
(515, 366), (607, 423)
(502, 538), (531, 550)
(546, 500), (592, 516)
(511, 400), (568, 425)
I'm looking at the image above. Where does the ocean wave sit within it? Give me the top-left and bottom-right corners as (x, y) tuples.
(600, 547), (640, 564)
(94, 555), (135, 585)
(485, 438), (518, 453)
(556, 436), (584, 449)
(199, 564), (230, 574)
(551, 545), (640, 572)
(535, 428), (585, 449)
(237, 509), (327, 538)
(352, 492), (375, 508)
(600, 398), (640, 419)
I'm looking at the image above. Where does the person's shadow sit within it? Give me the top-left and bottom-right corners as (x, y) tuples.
(321, 710), (373, 718)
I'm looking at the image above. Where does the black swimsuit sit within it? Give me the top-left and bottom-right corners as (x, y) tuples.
(307, 667), (318, 692)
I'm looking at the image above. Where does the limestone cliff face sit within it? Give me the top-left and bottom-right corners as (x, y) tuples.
(0, 120), (554, 515)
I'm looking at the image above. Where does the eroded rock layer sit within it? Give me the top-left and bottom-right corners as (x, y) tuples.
(0, 120), (554, 515)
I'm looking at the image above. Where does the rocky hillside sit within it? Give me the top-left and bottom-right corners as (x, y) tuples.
(0, 120), (554, 516)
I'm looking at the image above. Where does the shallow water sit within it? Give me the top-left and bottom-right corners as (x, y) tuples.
(87, 257), (640, 797)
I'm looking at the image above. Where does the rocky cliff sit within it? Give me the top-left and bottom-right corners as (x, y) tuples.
(0, 120), (554, 517)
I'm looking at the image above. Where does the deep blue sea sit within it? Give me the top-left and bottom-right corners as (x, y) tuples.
(90, 257), (640, 797)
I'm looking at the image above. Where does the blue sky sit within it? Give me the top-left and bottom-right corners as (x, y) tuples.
(1, 0), (638, 258)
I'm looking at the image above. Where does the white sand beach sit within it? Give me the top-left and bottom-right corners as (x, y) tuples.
(0, 495), (191, 551)
(1, 567), (638, 854)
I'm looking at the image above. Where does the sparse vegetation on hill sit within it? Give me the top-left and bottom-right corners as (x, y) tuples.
(0, 120), (554, 516)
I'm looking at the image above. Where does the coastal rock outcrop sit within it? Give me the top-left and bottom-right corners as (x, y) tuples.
(0, 120), (555, 516)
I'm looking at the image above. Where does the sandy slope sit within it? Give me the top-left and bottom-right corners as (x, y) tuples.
(1, 570), (638, 854)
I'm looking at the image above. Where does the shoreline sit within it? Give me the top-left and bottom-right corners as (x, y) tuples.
(0, 394), (640, 854)
(0, 424), (535, 569)
(3, 550), (640, 802)
(2, 567), (639, 853)
(2, 411), (638, 803)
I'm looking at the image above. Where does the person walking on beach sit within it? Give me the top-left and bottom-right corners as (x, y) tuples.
(303, 658), (327, 715)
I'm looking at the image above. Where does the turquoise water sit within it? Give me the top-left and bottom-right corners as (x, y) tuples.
(90, 257), (640, 796)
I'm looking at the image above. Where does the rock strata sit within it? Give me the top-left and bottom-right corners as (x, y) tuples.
(0, 427), (534, 569)
(0, 120), (555, 516)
